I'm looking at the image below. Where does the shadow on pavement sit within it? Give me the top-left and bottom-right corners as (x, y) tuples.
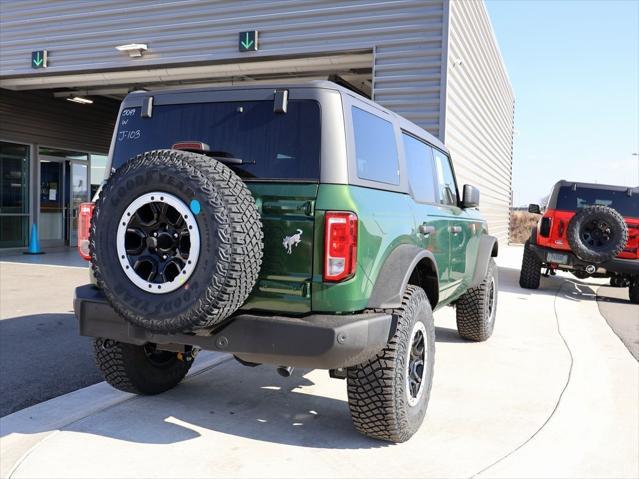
(498, 266), (561, 296)
(4, 358), (389, 450)
(0, 313), (101, 416)
(435, 326), (468, 343)
(497, 266), (598, 302)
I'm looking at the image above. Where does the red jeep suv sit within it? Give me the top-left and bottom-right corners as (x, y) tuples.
(519, 181), (638, 303)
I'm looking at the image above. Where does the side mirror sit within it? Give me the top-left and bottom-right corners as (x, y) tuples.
(528, 203), (541, 214)
(462, 184), (480, 208)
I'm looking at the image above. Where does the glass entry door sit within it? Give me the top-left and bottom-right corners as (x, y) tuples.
(39, 159), (65, 246)
(39, 153), (90, 247)
(69, 161), (88, 246)
(0, 142), (30, 248)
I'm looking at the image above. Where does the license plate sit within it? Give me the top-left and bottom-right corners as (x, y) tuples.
(547, 252), (568, 264)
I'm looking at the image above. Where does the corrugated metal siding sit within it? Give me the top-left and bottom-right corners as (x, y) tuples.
(0, 0), (513, 236)
(443, 0), (515, 241)
(0, 0), (445, 135)
(0, 88), (118, 153)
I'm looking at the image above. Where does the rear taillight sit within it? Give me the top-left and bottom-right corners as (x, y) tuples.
(539, 216), (552, 237)
(78, 202), (95, 261)
(324, 212), (358, 282)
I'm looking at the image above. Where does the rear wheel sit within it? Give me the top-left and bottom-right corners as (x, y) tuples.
(630, 282), (639, 305)
(94, 339), (194, 395)
(610, 276), (629, 288)
(519, 240), (542, 289)
(347, 286), (435, 443)
(456, 259), (498, 341)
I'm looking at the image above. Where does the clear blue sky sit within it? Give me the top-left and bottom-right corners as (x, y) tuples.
(485, 0), (639, 206)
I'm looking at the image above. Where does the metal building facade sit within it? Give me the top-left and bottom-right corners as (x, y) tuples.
(0, 1), (448, 135)
(443, 0), (515, 238)
(0, 0), (513, 243)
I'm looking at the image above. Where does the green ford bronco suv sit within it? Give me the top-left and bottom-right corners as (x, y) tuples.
(74, 81), (499, 442)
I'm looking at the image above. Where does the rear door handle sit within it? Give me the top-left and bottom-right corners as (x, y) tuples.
(419, 224), (435, 236)
(449, 225), (462, 234)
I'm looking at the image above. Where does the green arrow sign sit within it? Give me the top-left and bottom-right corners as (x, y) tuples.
(239, 31), (258, 52)
(31, 50), (48, 69)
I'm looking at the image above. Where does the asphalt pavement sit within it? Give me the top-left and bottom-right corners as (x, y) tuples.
(596, 285), (639, 360)
(0, 253), (101, 416)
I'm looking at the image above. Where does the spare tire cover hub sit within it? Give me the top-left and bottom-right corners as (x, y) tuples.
(116, 192), (200, 294)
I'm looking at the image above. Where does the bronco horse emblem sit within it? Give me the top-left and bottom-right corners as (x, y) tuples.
(282, 229), (303, 254)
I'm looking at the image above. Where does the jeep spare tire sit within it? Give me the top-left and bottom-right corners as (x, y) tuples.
(566, 205), (627, 264)
(91, 150), (263, 333)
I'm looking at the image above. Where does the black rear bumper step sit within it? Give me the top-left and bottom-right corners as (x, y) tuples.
(74, 284), (394, 369)
(529, 244), (639, 275)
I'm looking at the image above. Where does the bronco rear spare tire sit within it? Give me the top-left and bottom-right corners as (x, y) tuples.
(91, 149), (263, 333)
(566, 205), (627, 264)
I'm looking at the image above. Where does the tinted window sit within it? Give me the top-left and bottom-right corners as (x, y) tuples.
(556, 186), (638, 217)
(352, 107), (399, 185)
(402, 133), (436, 203)
(112, 100), (321, 180)
(433, 149), (458, 206)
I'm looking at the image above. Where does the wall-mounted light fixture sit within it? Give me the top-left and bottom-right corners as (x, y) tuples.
(115, 43), (148, 58)
(66, 96), (93, 104)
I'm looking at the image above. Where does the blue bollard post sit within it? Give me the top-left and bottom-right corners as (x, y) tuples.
(23, 223), (45, 255)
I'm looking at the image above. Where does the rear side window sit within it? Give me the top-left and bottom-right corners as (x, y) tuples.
(352, 107), (399, 185)
(556, 186), (639, 217)
(402, 133), (436, 203)
(112, 100), (321, 180)
(433, 149), (458, 206)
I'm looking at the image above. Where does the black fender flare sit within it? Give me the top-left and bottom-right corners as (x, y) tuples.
(367, 244), (439, 310)
(468, 234), (499, 289)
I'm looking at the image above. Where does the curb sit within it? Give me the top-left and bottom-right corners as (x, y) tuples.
(1, 351), (229, 434)
(1, 352), (230, 478)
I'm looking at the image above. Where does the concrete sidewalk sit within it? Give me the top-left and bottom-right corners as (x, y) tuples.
(1, 246), (637, 478)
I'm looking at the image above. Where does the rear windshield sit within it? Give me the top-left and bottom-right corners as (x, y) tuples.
(111, 100), (321, 180)
(556, 186), (639, 217)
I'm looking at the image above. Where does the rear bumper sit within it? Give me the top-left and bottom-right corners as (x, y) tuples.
(529, 244), (639, 276)
(74, 285), (393, 369)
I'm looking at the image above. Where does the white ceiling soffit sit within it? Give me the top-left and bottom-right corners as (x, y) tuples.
(0, 52), (372, 90)
(51, 75), (334, 97)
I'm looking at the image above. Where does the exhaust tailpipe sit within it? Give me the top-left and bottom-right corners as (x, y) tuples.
(276, 366), (294, 378)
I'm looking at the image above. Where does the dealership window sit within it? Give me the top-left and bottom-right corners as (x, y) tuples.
(402, 133), (437, 203)
(90, 154), (108, 197)
(0, 142), (30, 248)
(352, 107), (399, 185)
(433, 149), (458, 206)
(38, 147), (88, 161)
